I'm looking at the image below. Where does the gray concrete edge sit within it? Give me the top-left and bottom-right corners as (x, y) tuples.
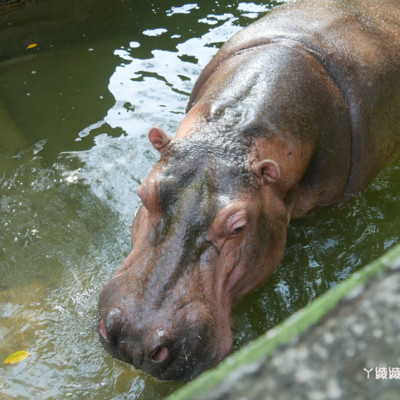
(168, 242), (400, 399)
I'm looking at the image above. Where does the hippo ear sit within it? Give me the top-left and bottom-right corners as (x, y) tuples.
(251, 159), (281, 185)
(148, 127), (172, 151)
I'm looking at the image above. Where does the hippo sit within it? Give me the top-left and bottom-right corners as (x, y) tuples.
(98, 0), (400, 381)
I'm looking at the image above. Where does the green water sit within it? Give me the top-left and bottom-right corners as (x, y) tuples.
(0, 0), (399, 398)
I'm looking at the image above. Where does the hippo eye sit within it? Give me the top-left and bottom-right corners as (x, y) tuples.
(226, 212), (247, 237)
(231, 225), (245, 235)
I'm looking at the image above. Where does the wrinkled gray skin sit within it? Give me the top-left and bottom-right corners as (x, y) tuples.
(98, 0), (400, 381)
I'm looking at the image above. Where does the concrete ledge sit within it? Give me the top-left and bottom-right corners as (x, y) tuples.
(170, 242), (400, 399)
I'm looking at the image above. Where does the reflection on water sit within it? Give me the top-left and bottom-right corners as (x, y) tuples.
(0, 0), (399, 399)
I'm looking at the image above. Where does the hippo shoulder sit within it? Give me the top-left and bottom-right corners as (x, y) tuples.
(188, 0), (400, 200)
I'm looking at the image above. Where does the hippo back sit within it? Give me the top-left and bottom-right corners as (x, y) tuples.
(188, 0), (400, 202)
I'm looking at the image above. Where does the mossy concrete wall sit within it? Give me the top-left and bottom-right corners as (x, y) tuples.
(170, 243), (400, 400)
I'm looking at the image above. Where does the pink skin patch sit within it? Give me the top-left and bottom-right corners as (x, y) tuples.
(151, 346), (169, 363)
(99, 319), (107, 340)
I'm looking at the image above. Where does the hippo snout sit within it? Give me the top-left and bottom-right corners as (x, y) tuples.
(98, 281), (228, 380)
(99, 310), (178, 377)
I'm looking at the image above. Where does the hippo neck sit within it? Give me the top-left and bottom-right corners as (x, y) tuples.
(180, 40), (352, 218)
(186, 0), (400, 213)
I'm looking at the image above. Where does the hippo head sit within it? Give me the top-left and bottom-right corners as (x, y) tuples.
(98, 124), (292, 380)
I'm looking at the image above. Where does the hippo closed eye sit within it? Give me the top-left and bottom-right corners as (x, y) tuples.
(98, 0), (400, 381)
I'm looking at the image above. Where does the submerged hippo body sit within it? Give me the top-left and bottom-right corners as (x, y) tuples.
(98, 0), (400, 380)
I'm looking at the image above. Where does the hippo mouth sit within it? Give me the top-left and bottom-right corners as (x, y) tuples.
(97, 288), (234, 381)
(99, 317), (180, 378)
(98, 318), (226, 380)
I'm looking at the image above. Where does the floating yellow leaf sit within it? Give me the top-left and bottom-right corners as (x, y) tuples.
(3, 350), (30, 364)
(26, 43), (38, 50)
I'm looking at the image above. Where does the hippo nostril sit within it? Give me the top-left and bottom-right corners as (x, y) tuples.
(150, 346), (169, 363)
(99, 318), (108, 340)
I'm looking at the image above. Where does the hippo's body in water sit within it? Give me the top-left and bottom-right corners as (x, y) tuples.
(98, 0), (400, 380)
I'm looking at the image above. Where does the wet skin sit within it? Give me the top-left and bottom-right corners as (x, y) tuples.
(98, 0), (400, 380)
